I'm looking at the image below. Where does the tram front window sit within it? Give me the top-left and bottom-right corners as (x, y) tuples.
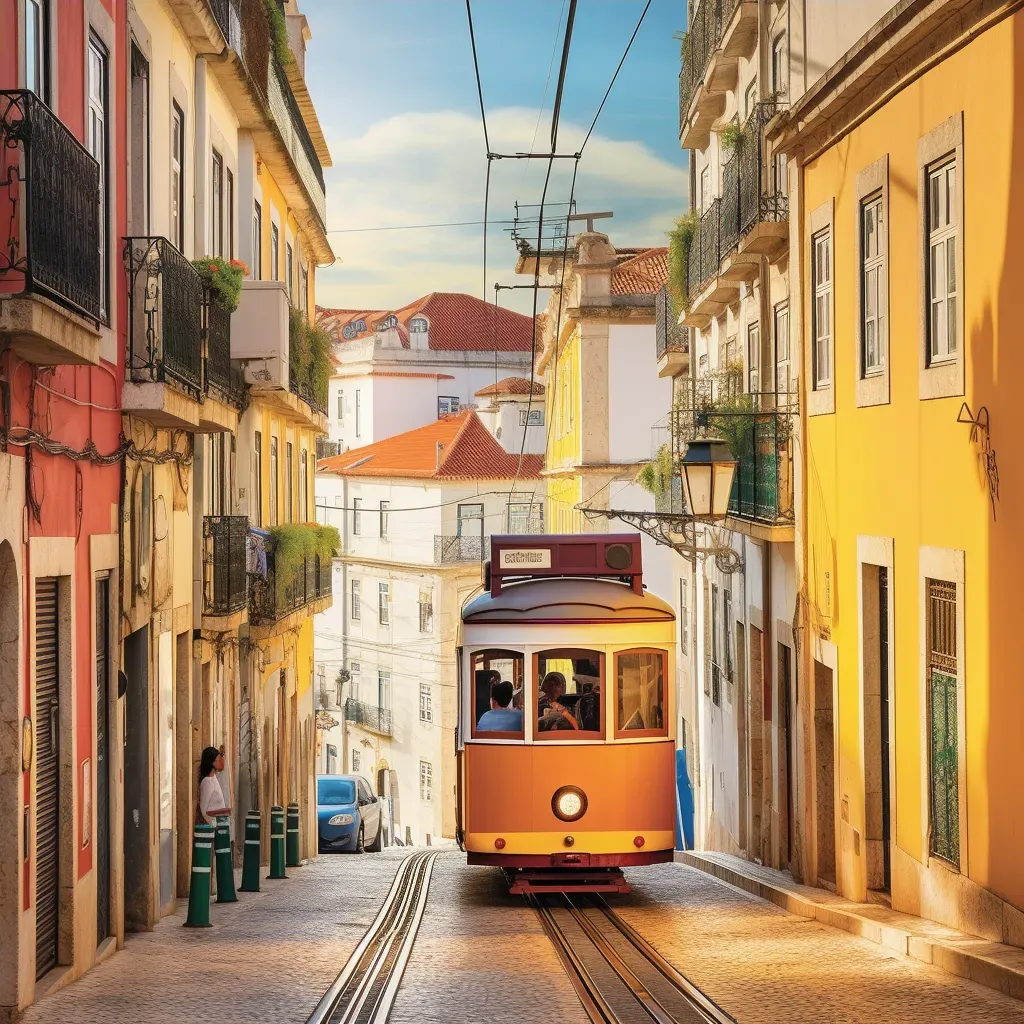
(616, 649), (667, 736)
(471, 649), (524, 738)
(535, 649), (603, 739)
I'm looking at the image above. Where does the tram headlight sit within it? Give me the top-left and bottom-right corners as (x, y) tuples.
(328, 813), (354, 825)
(552, 785), (588, 822)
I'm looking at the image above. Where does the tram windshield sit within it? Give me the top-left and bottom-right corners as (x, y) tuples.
(535, 649), (603, 739)
(472, 649), (524, 737)
(616, 650), (667, 736)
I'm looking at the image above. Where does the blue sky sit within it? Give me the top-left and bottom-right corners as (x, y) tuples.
(301, 0), (688, 314)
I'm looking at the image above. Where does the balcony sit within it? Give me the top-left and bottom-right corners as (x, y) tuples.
(200, 295), (245, 430)
(248, 525), (334, 633)
(344, 698), (393, 738)
(735, 100), (789, 259)
(316, 437), (340, 461)
(683, 201), (739, 326)
(655, 286), (690, 379)
(202, 515), (249, 628)
(0, 91), (103, 365)
(434, 534), (486, 564)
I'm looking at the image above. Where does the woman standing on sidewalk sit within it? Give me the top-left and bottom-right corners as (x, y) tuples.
(197, 746), (232, 825)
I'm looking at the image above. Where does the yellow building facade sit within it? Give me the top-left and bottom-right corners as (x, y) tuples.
(780, 1), (1024, 942)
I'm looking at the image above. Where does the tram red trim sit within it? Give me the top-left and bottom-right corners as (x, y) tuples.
(467, 850), (671, 868)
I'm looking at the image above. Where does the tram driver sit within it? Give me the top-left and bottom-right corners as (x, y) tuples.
(476, 678), (523, 732)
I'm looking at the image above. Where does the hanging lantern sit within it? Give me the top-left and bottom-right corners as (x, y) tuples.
(679, 438), (737, 519)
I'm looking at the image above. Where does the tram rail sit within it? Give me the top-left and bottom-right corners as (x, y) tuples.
(306, 851), (437, 1024)
(530, 891), (736, 1024)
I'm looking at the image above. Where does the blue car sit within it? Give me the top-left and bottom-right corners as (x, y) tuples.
(317, 774), (383, 853)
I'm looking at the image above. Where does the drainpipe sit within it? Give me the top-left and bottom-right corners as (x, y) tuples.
(193, 57), (208, 258)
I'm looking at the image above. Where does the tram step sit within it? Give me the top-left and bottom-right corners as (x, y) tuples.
(508, 869), (631, 895)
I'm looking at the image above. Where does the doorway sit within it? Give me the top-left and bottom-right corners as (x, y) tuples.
(0, 543), (19, 1010)
(778, 643), (794, 868)
(95, 578), (111, 942)
(814, 659), (836, 887)
(123, 625), (150, 931)
(735, 622), (748, 853)
(748, 625), (765, 863)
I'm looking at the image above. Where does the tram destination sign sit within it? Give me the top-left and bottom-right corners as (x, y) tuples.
(498, 548), (552, 569)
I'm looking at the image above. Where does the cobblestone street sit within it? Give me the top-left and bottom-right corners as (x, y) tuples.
(18, 850), (1024, 1024)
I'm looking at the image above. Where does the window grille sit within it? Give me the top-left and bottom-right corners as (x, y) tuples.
(927, 578), (959, 866)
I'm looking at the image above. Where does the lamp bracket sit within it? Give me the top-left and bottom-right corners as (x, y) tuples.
(957, 402), (999, 520)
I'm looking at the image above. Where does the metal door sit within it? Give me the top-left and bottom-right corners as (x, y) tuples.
(96, 578), (110, 940)
(35, 578), (60, 978)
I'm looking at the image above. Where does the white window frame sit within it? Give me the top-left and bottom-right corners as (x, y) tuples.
(861, 193), (886, 376)
(87, 34), (108, 319)
(350, 578), (361, 620)
(270, 221), (280, 281)
(679, 577), (689, 650)
(252, 201), (262, 280)
(419, 760), (433, 802)
(812, 228), (832, 389)
(927, 159), (957, 365)
(352, 749), (360, 773)
(378, 581), (390, 626)
(418, 591), (433, 633)
(438, 396), (459, 417)
(379, 500), (389, 539)
(355, 390), (362, 437)
(352, 497), (362, 536)
(746, 322), (760, 395)
(170, 102), (184, 252)
(519, 408), (544, 427)
(25, 0), (50, 104)
(419, 681), (433, 723)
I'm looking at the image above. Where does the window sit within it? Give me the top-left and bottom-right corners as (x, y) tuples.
(711, 583), (722, 706)
(519, 408), (544, 426)
(379, 500), (389, 538)
(457, 503), (483, 536)
(87, 36), (108, 318)
(206, 434), (227, 515)
(350, 660), (361, 677)
(724, 589), (735, 683)
(299, 264), (309, 314)
(352, 497), (362, 536)
(409, 317), (428, 333)
(419, 682), (433, 723)
(352, 749), (361, 774)
(438, 396), (459, 416)
(285, 442), (293, 522)
(507, 500), (542, 535)
(226, 169), (234, 258)
(337, 391), (343, 421)
(927, 159), (958, 363)
(270, 222), (280, 281)
(471, 649), (525, 738)
(378, 670), (391, 709)
(616, 650), (667, 736)
(862, 194), (886, 375)
(269, 436), (278, 525)
(350, 578), (361, 620)
(747, 322), (760, 394)
(286, 242), (294, 305)
(679, 578), (689, 649)
(536, 649), (603, 739)
(299, 448), (308, 522)
(171, 103), (185, 251)
(700, 164), (710, 213)
(419, 761), (432, 802)
(744, 78), (758, 119)
(378, 582), (390, 626)
(211, 149), (224, 257)
(772, 34), (787, 97)
(927, 578), (959, 866)
(812, 229), (832, 387)
(253, 431), (262, 526)
(355, 391), (362, 437)
(418, 591), (433, 633)
(774, 303), (790, 399)
(25, 0), (49, 104)
(252, 201), (262, 280)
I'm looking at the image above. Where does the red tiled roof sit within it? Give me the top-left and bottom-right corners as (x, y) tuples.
(316, 293), (533, 352)
(611, 247), (668, 296)
(474, 376), (545, 397)
(367, 371), (456, 380)
(317, 410), (543, 481)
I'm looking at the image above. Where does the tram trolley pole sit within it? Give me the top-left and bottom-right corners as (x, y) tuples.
(239, 810), (261, 892)
(184, 823), (214, 928)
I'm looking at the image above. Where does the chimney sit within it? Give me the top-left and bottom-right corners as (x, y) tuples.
(435, 442), (445, 471)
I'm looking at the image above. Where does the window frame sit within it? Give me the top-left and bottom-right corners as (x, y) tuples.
(519, 408), (544, 427)
(352, 497), (362, 536)
(211, 148), (224, 257)
(253, 430), (262, 526)
(379, 500), (390, 539)
(299, 448), (308, 522)
(378, 581), (390, 626)
(861, 192), (886, 377)
(25, 0), (50, 105)
(350, 578), (361, 620)
(226, 168), (234, 258)
(419, 681), (433, 724)
(806, 199), (835, 416)
(285, 441), (293, 523)
(926, 159), (957, 366)
(614, 647), (669, 739)
(268, 436), (278, 526)
(252, 201), (262, 280)
(438, 396), (459, 417)
(679, 577), (689, 650)
(419, 760), (433, 802)
(170, 102), (185, 252)
(812, 228), (832, 389)
(746, 321), (760, 395)
(286, 241), (294, 305)
(270, 221), (280, 281)
(87, 33), (109, 320)
(774, 302), (791, 401)
(469, 648), (525, 741)
(355, 390), (362, 437)
(533, 649), (606, 742)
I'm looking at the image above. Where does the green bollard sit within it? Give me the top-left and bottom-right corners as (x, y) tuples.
(184, 824), (214, 928)
(267, 805), (287, 879)
(286, 802), (301, 868)
(214, 816), (238, 903)
(239, 810), (261, 893)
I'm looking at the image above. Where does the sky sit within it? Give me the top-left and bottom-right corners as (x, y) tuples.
(301, 0), (688, 315)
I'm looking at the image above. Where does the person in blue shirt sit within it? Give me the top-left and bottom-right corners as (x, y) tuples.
(476, 679), (523, 732)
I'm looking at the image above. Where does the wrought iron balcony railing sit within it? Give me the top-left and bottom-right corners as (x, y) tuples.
(0, 90), (102, 322)
(678, 0), (728, 130)
(316, 437), (340, 461)
(124, 236), (204, 398)
(204, 295), (233, 401)
(344, 698), (393, 737)
(249, 539), (333, 626)
(686, 200), (723, 302)
(655, 286), (690, 360)
(434, 534), (485, 564)
(737, 100), (789, 238)
(289, 365), (327, 416)
(203, 515), (249, 615)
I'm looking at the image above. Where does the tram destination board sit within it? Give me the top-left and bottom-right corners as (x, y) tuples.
(489, 534), (644, 595)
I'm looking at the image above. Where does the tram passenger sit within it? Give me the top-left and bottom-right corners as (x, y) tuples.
(537, 672), (577, 732)
(476, 679), (523, 732)
(575, 681), (600, 732)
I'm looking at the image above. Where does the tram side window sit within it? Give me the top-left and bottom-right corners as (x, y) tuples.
(535, 649), (604, 739)
(616, 649), (667, 736)
(471, 649), (524, 738)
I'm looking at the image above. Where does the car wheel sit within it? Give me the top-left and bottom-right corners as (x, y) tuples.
(367, 822), (383, 853)
(354, 824), (365, 854)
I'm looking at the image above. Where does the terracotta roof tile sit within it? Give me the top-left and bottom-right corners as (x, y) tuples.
(474, 376), (545, 397)
(317, 410), (542, 481)
(316, 293), (534, 351)
(611, 247), (668, 296)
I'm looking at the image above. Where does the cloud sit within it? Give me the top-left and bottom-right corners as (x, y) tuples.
(316, 107), (688, 315)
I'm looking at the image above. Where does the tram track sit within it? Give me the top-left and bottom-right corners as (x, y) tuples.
(306, 851), (438, 1024)
(531, 891), (736, 1024)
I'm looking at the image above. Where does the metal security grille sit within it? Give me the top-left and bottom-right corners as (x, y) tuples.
(928, 579), (959, 866)
(95, 578), (110, 941)
(35, 577), (60, 979)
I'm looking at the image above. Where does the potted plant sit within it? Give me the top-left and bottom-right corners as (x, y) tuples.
(192, 256), (248, 313)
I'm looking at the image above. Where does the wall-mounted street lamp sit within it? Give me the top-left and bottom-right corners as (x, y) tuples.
(679, 437), (737, 521)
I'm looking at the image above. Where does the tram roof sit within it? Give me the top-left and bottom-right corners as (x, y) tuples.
(461, 576), (675, 625)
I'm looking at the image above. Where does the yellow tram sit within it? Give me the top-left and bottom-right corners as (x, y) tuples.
(456, 534), (677, 893)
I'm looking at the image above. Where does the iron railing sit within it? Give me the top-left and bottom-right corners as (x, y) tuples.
(289, 365), (327, 416)
(316, 437), (340, 460)
(738, 100), (789, 238)
(655, 286), (689, 360)
(679, 0), (728, 129)
(687, 200), (722, 301)
(249, 544), (332, 625)
(203, 515), (249, 615)
(0, 90), (102, 322)
(720, 153), (740, 256)
(124, 236), (204, 398)
(344, 698), (393, 737)
(434, 534), (485, 564)
(203, 292), (241, 405)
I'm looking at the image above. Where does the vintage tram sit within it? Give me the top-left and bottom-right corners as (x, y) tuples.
(456, 534), (677, 893)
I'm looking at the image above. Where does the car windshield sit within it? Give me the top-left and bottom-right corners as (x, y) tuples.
(317, 779), (355, 806)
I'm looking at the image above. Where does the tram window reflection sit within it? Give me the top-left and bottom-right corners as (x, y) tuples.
(616, 649), (667, 736)
(471, 649), (524, 738)
(535, 649), (604, 739)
